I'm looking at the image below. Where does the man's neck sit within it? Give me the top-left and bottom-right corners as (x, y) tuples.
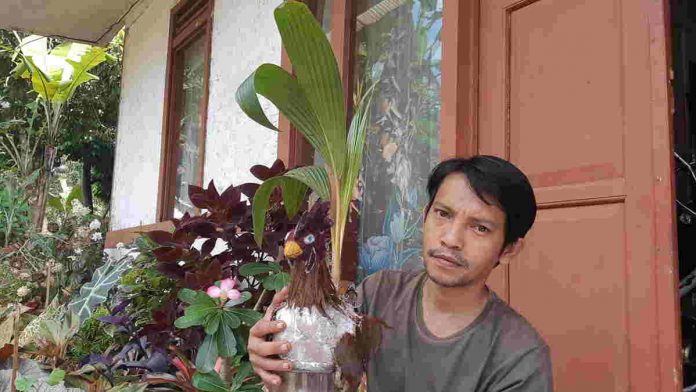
(420, 277), (490, 338)
(422, 277), (489, 315)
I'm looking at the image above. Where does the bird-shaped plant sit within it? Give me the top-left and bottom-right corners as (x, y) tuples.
(281, 201), (340, 314)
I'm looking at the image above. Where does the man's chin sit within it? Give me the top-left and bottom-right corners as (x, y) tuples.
(424, 263), (471, 288)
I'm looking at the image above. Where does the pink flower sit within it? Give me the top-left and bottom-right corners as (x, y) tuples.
(206, 278), (241, 301)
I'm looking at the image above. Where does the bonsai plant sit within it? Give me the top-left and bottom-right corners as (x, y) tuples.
(235, 1), (379, 390)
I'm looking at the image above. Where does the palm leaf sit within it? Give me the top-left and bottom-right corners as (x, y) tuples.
(274, 1), (347, 176)
(236, 64), (334, 167)
(251, 176), (308, 246)
(284, 165), (331, 201)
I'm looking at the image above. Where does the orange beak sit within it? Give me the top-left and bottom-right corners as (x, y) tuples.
(284, 240), (303, 259)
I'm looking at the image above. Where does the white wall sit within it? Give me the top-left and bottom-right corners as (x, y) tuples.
(203, 0), (282, 190)
(111, 0), (282, 230)
(110, 0), (177, 230)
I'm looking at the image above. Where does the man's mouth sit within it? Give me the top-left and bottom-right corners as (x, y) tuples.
(427, 250), (467, 268)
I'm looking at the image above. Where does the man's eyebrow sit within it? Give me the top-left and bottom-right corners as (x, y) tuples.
(431, 201), (451, 211)
(471, 217), (498, 228)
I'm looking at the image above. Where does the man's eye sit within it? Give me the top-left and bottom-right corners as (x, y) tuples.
(435, 209), (448, 218)
(476, 225), (489, 233)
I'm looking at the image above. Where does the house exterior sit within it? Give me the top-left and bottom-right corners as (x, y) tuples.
(0, 1), (684, 391)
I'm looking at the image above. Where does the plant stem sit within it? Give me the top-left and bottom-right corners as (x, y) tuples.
(45, 263), (51, 306)
(10, 303), (20, 392)
(219, 357), (232, 384)
(253, 289), (271, 312)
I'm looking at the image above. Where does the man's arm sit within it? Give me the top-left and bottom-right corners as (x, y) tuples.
(489, 345), (554, 392)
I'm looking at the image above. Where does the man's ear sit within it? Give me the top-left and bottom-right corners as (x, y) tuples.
(499, 238), (524, 265)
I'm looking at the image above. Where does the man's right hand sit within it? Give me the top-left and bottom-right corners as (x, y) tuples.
(248, 287), (293, 387)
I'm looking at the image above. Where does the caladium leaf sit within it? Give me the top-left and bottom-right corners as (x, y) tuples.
(68, 254), (133, 324)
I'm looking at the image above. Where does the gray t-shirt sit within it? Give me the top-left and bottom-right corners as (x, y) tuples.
(357, 269), (553, 392)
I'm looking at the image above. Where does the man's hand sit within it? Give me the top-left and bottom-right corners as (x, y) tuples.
(248, 287), (293, 387)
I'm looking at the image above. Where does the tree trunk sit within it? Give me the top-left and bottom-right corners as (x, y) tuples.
(81, 158), (93, 212)
(31, 146), (56, 230)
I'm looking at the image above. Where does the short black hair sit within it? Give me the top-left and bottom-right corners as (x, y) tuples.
(425, 155), (537, 247)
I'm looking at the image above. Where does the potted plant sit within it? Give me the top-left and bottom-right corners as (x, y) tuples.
(235, 1), (379, 390)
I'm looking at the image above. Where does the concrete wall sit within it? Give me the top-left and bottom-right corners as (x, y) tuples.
(110, 0), (177, 230)
(204, 0), (282, 190)
(111, 0), (282, 230)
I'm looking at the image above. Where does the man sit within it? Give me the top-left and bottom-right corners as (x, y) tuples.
(248, 156), (554, 391)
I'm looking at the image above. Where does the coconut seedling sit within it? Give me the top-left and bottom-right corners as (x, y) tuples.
(235, 0), (380, 389)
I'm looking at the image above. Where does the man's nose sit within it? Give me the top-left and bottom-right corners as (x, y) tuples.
(440, 223), (463, 250)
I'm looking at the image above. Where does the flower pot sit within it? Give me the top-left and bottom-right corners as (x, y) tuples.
(272, 304), (356, 392)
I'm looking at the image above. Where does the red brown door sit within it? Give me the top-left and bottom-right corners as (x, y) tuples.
(474, 0), (680, 391)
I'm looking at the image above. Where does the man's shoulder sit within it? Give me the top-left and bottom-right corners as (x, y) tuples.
(360, 268), (424, 295)
(486, 292), (549, 354)
(357, 269), (424, 314)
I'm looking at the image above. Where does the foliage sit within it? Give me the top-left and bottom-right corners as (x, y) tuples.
(60, 30), (123, 206)
(0, 171), (36, 246)
(68, 248), (134, 323)
(145, 160), (302, 292)
(237, 1), (377, 284)
(175, 285), (263, 389)
(67, 307), (114, 362)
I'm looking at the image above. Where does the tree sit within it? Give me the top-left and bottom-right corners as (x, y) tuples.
(60, 30), (123, 210)
(9, 33), (113, 227)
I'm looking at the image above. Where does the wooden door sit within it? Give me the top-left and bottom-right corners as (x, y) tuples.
(473, 0), (680, 391)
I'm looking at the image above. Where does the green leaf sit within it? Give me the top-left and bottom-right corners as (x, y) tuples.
(274, 1), (347, 175)
(262, 272), (291, 291)
(178, 288), (199, 304)
(340, 83), (376, 216)
(217, 321), (238, 358)
(47, 196), (64, 213)
(239, 262), (278, 277)
(68, 253), (132, 324)
(174, 312), (205, 329)
(108, 382), (149, 392)
(231, 362), (255, 390)
(192, 371), (229, 392)
(284, 165), (330, 201)
(46, 368), (66, 386)
(14, 376), (36, 391)
(221, 311), (242, 330)
(185, 303), (219, 321)
(229, 308), (262, 326)
(236, 64), (339, 177)
(237, 386), (264, 392)
(205, 312), (222, 335)
(195, 334), (219, 373)
(65, 185), (83, 210)
(251, 176), (307, 246)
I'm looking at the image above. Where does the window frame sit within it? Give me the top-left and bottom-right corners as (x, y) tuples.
(157, 0), (215, 222)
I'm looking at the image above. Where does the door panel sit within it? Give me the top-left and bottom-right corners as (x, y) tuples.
(477, 0), (679, 391)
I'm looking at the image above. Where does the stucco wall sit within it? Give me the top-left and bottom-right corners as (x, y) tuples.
(110, 0), (177, 230)
(204, 0), (282, 190)
(111, 0), (282, 230)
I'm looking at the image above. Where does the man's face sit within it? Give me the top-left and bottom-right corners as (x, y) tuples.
(422, 173), (510, 288)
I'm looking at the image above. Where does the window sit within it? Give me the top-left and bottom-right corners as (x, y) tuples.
(158, 0), (214, 221)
